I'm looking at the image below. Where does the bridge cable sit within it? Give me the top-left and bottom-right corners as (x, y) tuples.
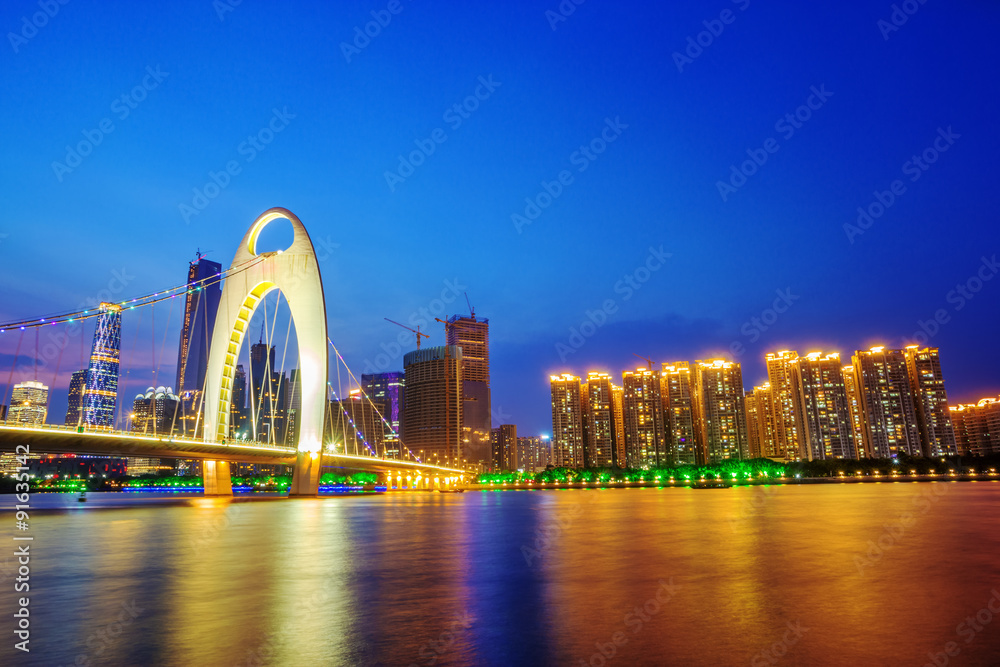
(2, 329), (25, 422)
(327, 339), (423, 463)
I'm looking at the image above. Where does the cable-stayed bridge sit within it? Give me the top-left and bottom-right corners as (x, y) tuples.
(0, 208), (467, 495)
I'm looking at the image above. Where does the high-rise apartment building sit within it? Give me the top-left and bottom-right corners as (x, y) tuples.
(64, 369), (88, 426)
(550, 373), (585, 468)
(175, 256), (222, 438)
(745, 382), (778, 458)
(851, 346), (921, 458)
(402, 346), (463, 462)
(745, 390), (761, 458)
(583, 372), (620, 467)
(842, 364), (867, 458)
(621, 368), (666, 468)
(446, 315), (491, 466)
(790, 352), (855, 460)
(491, 424), (518, 470)
(661, 362), (697, 464)
(765, 351), (801, 460)
(517, 435), (550, 472)
(903, 346), (957, 457)
(9, 380), (49, 425)
(692, 359), (747, 463)
(949, 397), (1000, 456)
(82, 302), (122, 429)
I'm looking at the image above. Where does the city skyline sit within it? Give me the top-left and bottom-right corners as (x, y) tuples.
(1, 1), (998, 439)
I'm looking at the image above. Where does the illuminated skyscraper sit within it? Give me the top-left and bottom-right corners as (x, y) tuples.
(765, 350), (801, 460)
(903, 346), (957, 457)
(851, 346), (921, 458)
(745, 391), (762, 458)
(950, 397), (1000, 456)
(790, 352), (855, 460)
(247, 340), (288, 444)
(230, 364), (248, 438)
(550, 373), (585, 468)
(611, 384), (625, 466)
(402, 346), (463, 462)
(745, 382), (778, 458)
(9, 380), (49, 425)
(362, 371), (405, 457)
(64, 369), (88, 426)
(661, 362), (697, 465)
(584, 372), (620, 467)
(622, 368), (666, 468)
(842, 365), (867, 458)
(82, 302), (122, 428)
(692, 359), (747, 463)
(446, 314), (491, 466)
(175, 256), (222, 437)
(491, 424), (518, 470)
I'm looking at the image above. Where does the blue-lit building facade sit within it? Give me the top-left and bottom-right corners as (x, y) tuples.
(82, 302), (122, 428)
(362, 371), (405, 457)
(175, 256), (222, 437)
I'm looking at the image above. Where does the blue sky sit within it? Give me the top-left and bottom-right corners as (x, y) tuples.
(1, 0), (998, 434)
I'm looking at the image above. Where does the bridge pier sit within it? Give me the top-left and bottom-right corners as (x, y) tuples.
(290, 451), (321, 497)
(204, 460), (233, 496)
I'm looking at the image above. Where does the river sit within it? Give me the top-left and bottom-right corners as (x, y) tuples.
(3, 482), (1000, 666)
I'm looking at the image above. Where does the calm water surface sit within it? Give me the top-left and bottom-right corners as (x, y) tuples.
(4, 483), (1000, 666)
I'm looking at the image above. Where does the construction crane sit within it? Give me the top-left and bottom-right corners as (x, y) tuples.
(464, 292), (476, 321)
(384, 318), (429, 349)
(633, 353), (654, 371)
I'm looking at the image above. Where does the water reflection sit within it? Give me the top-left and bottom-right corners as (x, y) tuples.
(6, 483), (1000, 666)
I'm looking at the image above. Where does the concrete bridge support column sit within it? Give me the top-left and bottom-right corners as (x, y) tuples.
(204, 460), (233, 497)
(290, 451), (321, 497)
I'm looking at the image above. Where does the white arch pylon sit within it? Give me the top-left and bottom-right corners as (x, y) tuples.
(203, 207), (328, 496)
